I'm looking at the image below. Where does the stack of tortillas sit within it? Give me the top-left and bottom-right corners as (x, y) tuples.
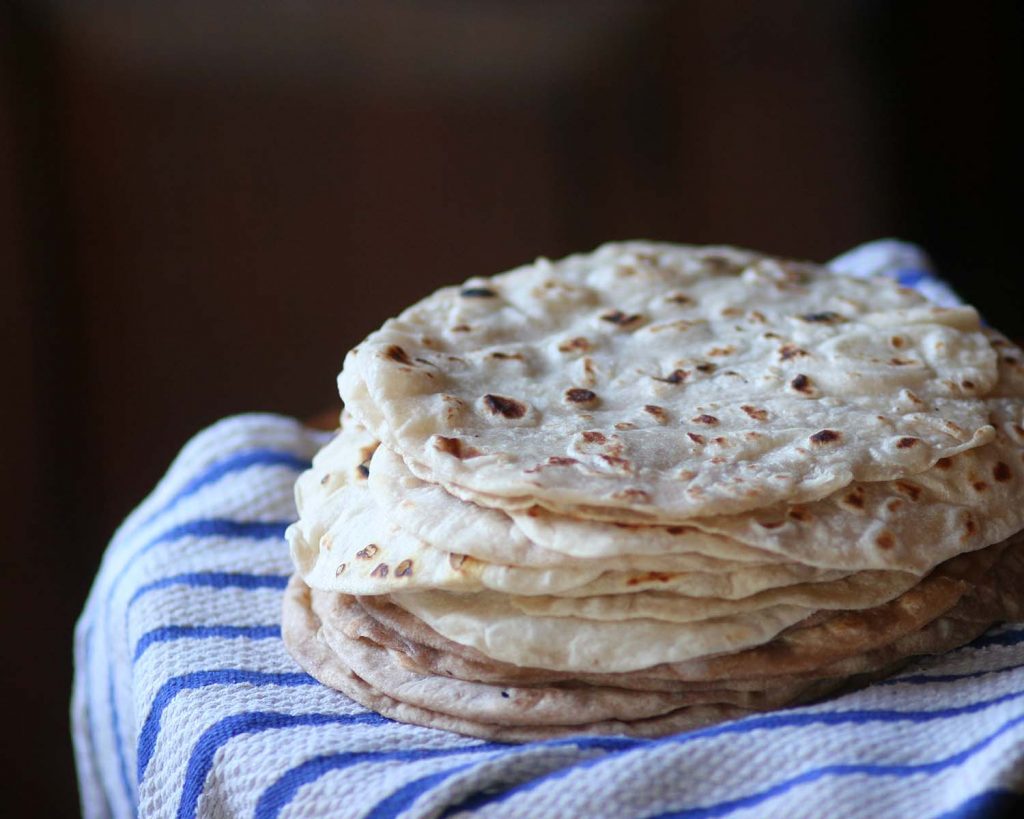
(283, 242), (1024, 740)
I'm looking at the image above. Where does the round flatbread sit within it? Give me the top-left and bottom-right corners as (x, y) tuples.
(341, 242), (996, 520)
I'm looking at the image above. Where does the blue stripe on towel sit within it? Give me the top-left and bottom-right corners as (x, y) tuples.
(969, 628), (1024, 650)
(363, 763), (478, 819)
(444, 687), (1024, 815)
(254, 745), (511, 819)
(137, 670), (315, 782)
(177, 711), (387, 819)
(106, 519), (292, 807)
(133, 624), (281, 663)
(143, 449), (309, 526)
(128, 572), (289, 610)
(650, 711), (1024, 818)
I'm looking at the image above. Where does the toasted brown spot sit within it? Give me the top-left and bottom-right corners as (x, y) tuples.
(788, 507), (811, 522)
(648, 319), (701, 334)
(779, 344), (809, 361)
(963, 515), (978, 541)
(708, 346), (736, 357)
(810, 429), (841, 445)
(687, 432), (705, 445)
(890, 358), (917, 366)
(565, 388), (598, 404)
(395, 559), (414, 577)
(695, 362), (716, 373)
(384, 345), (412, 365)
(666, 526), (694, 535)
(489, 351), (524, 361)
(799, 311), (845, 323)
(357, 460), (371, 479)
(613, 488), (651, 503)
(654, 369), (690, 384)
(875, 531), (895, 550)
(748, 310), (768, 323)
(713, 436), (729, 445)
(644, 404), (668, 421)
(615, 422), (637, 430)
(356, 544), (379, 559)
(972, 480), (989, 492)
(579, 357), (598, 387)
(434, 436), (482, 459)
(335, 563), (347, 576)
(704, 255), (741, 274)
(626, 571), (674, 586)
(758, 520), (785, 529)
(894, 481), (923, 501)
(896, 437), (920, 449)
(483, 394), (527, 419)
(891, 336), (907, 349)
(547, 456), (579, 466)
(994, 462), (1013, 482)
(741, 405), (768, 421)
(460, 286), (497, 298)
(370, 563), (389, 578)
(558, 337), (593, 353)
(763, 332), (783, 340)
(962, 380), (976, 389)
(842, 487), (866, 509)
(791, 374), (814, 394)
(692, 414), (719, 425)
(582, 431), (607, 444)
(320, 473), (332, 486)
(451, 324), (472, 332)
(600, 455), (633, 472)
(935, 457), (954, 470)
(886, 499), (904, 513)
(665, 292), (694, 305)
(601, 309), (644, 328)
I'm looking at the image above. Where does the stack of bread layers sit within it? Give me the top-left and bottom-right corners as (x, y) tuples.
(283, 242), (1024, 740)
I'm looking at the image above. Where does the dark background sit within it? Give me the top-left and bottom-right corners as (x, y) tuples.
(1, 1), (1022, 813)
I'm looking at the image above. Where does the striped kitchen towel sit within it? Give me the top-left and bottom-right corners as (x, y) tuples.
(72, 241), (1024, 818)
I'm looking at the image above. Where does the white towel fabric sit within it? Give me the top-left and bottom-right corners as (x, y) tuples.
(73, 241), (1024, 818)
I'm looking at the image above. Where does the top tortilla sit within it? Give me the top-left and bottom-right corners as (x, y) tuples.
(339, 242), (996, 520)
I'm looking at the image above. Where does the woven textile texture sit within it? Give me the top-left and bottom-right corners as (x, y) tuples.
(73, 241), (1024, 818)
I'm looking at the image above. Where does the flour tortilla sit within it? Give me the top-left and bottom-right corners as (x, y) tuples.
(390, 589), (813, 672)
(362, 345), (1024, 574)
(283, 575), (760, 740)
(367, 442), (785, 567)
(289, 478), (847, 599)
(289, 425), (851, 599)
(313, 594), (812, 723)
(388, 533), (1022, 674)
(341, 242), (996, 520)
(349, 530), (1024, 687)
(507, 567), (920, 622)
